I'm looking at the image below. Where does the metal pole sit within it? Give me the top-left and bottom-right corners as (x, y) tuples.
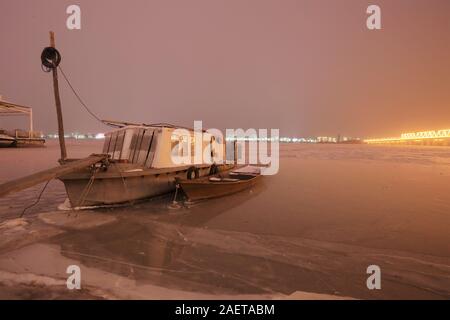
(49, 31), (67, 160)
(29, 108), (33, 138)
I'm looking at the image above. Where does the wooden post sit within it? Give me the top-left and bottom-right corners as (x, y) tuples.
(49, 31), (67, 160)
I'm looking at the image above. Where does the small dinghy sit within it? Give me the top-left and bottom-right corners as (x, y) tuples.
(176, 166), (261, 201)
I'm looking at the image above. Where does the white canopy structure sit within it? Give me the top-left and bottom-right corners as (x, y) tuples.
(0, 98), (34, 138)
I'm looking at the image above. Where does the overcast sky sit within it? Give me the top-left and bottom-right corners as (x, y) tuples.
(1, 0), (449, 137)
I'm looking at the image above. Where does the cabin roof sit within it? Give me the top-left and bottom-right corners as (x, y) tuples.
(102, 119), (207, 133)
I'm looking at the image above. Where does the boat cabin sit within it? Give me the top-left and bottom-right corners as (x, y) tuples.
(102, 125), (219, 168)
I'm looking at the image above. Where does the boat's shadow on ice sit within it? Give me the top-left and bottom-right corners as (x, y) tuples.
(102, 178), (268, 227)
(46, 181), (269, 293)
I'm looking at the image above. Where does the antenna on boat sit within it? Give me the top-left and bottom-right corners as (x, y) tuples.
(41, 31), (67, 160)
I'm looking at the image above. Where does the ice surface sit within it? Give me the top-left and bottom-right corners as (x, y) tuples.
(0, 140), (449, 299)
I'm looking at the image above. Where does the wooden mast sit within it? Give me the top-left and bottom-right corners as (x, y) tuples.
(49, 31), (67, 160)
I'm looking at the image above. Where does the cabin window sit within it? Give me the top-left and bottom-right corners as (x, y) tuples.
(128, 129), (140, 163)
(144, 131), (156, 167)
(113, 130), (126, 159)
(136, 130), (153, 165)
(102, 131), (117, 157)
(102, 130), (126, 160)
(127, 128), (156, 166)
(102, 134), (112, 154)
(129, 129), (144, 163)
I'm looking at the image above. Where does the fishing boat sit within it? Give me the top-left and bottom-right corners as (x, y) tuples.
(58, 121), (233, 207)
(176, 166), (261, 201)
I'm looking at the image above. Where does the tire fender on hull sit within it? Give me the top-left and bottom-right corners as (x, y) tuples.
(187, 166), (199, 180)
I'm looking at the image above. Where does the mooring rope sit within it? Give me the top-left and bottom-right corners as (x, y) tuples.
(114, 163), (134, 206)
(40, 46), (106, 125)
(76, 167), (99, 208)
(20, 180), (51, 218)
(58, 65), (105, 124)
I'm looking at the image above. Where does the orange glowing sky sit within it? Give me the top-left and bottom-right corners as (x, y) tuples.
(1, 0), (450, 137)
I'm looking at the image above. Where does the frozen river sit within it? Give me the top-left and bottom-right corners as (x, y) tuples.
(0, 140), (449, 299)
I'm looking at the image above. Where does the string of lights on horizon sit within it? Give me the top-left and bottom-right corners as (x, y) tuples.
(44, 128), (450, 145)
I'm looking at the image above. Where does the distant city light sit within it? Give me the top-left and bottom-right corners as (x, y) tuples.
(224, 135), (360, 144)
(45, 132), (105, 140)
(43, 132), (365, 144)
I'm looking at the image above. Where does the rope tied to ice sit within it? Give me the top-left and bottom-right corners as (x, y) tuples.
(40, 47), (61, 72)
